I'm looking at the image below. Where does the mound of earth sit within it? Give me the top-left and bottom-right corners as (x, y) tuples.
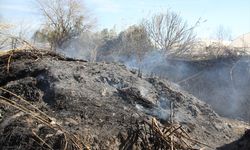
(0, 50), (249, 149)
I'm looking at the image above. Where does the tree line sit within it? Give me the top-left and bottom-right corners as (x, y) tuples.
(1, 0), (241, 61)
(31, 0), (199, 61)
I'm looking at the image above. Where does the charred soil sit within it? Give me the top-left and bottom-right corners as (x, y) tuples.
(0, 50), (249, 150)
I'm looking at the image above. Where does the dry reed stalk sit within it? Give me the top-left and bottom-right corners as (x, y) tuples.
(0, 87), (89, 150)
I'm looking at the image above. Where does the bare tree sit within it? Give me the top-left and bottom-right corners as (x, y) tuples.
(0, 21), (14, 50)
(0, 21), (35, 50)
(36, 0), (93, 50)
(240, 36), (248, 52)
(215, 25), (232, 43)
(0, 19), (6, 49)
(118, 25), (152, 62)
(77, 31), (102, 62)
(94, 25), (153, 63)
(0, 15), (35, 50)
(142, 10), (200, 56)
(209, 25), (233, 57)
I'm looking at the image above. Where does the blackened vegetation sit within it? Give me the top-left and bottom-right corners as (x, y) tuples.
(0, 50), (86, 86)
(0, 50), (249, 149)
(218, 129), (250, 150)
(118, 87), (156, 109)
(0, 87), (88, 150)
(120, 118), (212, 150)
(149, 55), (250, 121)
(0, 117), (73, 150)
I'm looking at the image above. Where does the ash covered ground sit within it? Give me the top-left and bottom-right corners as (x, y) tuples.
(0, 50), (249, 150)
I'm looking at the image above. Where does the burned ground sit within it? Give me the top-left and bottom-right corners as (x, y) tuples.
(146, 56), (250, 121)
(0, 50), (249, 149)
(218, 129), (250, 150)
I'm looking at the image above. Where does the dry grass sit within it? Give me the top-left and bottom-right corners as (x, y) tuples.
(121, 117), (213, 150)
(0, 31), (40, 54)
(0, 32), (43, 74)
(0, 46), (29, 56)
(0, 50), (7, 55)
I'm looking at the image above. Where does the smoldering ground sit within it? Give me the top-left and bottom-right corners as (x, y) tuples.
(120, 52), (250, 121)
(60, 40), (250, 121)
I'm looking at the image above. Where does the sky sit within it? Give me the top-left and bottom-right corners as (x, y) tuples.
(0, 0), (250, 39)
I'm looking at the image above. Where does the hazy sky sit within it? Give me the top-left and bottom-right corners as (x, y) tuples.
(0, 0), (249, 39)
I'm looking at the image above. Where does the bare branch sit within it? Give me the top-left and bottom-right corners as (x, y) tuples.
(142, 10), (199, 57)
(35, 0), (93, 50)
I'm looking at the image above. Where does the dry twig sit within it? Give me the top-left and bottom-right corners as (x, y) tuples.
(121, 117), (213, 150)
(0, 87), (89, 150)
